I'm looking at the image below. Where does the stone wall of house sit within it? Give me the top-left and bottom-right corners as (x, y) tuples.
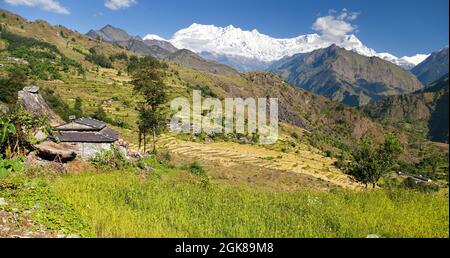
(67, 142), (113, 159)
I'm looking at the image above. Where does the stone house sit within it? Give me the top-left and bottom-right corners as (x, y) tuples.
(54, 117), (119, 159)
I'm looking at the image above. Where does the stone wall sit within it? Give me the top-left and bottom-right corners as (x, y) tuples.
(67, 142), (113, 159)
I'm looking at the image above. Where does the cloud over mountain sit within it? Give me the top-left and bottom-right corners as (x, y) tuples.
(312, 9), (360, 40)
(4, 0), (69, 14)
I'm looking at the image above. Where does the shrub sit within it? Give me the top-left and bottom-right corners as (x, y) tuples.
(0, 156), (23, 179)
(85, 48), (112, 68)
(188, 161), (209, 187)
(402, 177), (440, 193)
(89, 146), (130, 170)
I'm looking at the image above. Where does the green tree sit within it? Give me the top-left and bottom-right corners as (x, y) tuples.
(0, 66), (26, 104)
(73, 97), (83, 118)
(349, 134), (404, 188)
(91, 106), (108, 122)
(129, 56), (168, 153)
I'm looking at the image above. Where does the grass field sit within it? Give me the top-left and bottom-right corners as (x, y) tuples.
(49, 164), (449, 238)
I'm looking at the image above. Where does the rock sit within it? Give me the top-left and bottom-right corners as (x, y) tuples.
(23, 85), (40, 94)
(239, 137), (251, 144)
(140, 164), (154, 174)
(34, 141), (77, 161)
(17, 85), (64, 124)
(34, 130), (48, 142)
(0, 198), (8, 206)
(366, 234), (380, 238)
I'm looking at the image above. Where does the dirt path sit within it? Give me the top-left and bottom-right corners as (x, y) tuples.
(155, 135), (360, 190)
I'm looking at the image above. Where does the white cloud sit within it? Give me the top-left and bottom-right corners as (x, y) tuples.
(4, 0), (70, 15)
(312, 9), (360, 40)
(104, 0), (137, 10)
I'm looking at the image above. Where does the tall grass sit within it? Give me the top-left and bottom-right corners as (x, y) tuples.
(51, 170), (449, 238)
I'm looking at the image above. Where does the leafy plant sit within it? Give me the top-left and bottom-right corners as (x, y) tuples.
(0, 156), (23, 179)
(89, 145), (130, 170)
(0, 117), (16, 149)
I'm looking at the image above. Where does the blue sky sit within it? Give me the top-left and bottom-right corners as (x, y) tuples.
(0, 0), (448, 56)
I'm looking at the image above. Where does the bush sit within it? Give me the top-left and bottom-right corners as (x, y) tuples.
(402, 177), (440, 193)
(41, 88), (73, 121)
(0, 66), (26, 104)
(89, 146), (130, 170)
(188, 161), (209, 187)
(85, 48), (112, 68)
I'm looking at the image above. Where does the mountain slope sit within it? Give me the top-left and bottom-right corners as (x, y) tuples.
(143, 39), (178, 53)
(0, 9), (136, 70)
(167, 49), (240, 77)
(271, 45), (424, 106)
(167, 23), (428, 71)
(412, 47), (449, 85)
(364, 74), (449, 143)
(87, 25), (178, 54)
(86, 25), (239, 76)
(87, 25), (134, 42)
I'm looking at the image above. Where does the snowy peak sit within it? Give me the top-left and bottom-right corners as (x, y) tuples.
(166, 23), (428, 71)
(143, 34), (166, 41)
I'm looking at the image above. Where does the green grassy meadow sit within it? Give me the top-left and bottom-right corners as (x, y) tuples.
(49, 165), (449, 238)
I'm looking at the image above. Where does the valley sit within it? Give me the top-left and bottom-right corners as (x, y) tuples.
(0, 7), (448, 239)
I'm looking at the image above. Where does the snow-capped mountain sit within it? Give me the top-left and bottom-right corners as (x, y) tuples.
(379, 53), (431, 70)
(143, 34), (166, 41)
(144, 23), (429, 72)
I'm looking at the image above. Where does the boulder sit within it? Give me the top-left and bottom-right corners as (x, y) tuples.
(34, 141), (77, 161)
(17, 86), (64, 124)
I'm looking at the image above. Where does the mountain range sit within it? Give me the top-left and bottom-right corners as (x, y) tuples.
(161, 23), (430, 72)
(412, 47), (449, 85)
(364, 74), (449, 143)
(270, 44), (424, 106)
(87, 25), (178, 55)
(85, 24), (449, 108)
(89, 23), (430, 72)
(0, 8), (448, 148)
(87, 25), (238, 76)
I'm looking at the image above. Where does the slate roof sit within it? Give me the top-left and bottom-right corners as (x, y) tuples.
(54, 117), (119, 143)
(57, 128), (119, 143)
(75, 118), (106, 130)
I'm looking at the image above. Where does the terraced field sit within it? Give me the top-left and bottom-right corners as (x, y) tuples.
(153, 135), (360, 190)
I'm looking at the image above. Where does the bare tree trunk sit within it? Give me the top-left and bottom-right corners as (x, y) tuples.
(373, 183), (376, 189)
(365, 183), (368, 189)
(138, 131), (142, 151)
(143, 132), (147, 153)
(152, 125), (157, 154)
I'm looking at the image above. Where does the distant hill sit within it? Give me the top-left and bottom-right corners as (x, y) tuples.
(86, 25), (240, 76)
(87, 25), (134, 42)
(271, 45), (424, 106)
(167, 49), (240, 77)
(0, 9), (136, 70)
(364, 74), (449, 143)
(411, 47), (449, 85)
(87, 25), (178, 55)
